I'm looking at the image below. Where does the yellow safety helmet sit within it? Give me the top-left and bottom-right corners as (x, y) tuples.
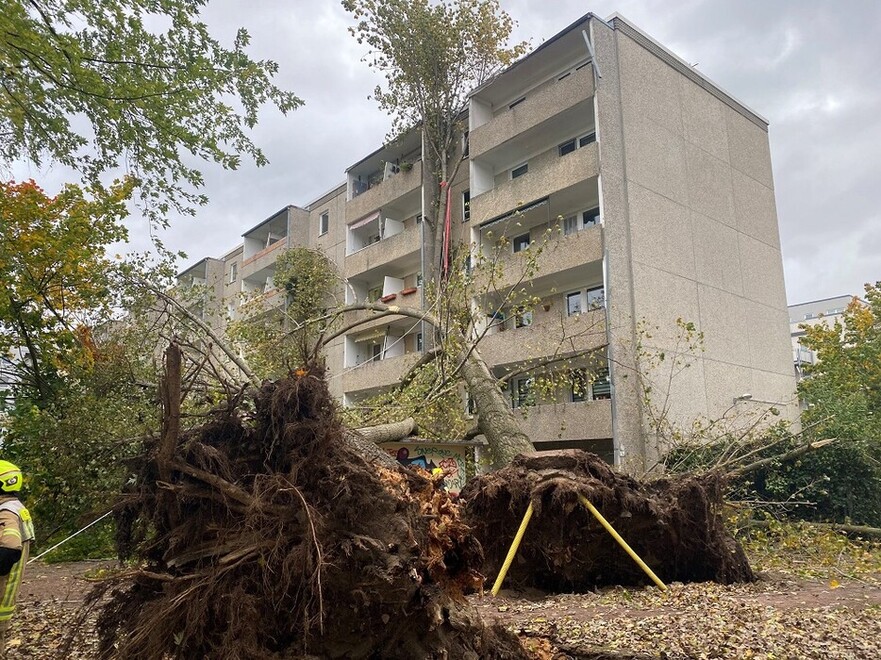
(0, 461), (22, 493)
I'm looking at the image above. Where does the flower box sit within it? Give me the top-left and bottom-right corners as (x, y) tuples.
(380, 293), (397, 303)
(400, 287), (418, 296)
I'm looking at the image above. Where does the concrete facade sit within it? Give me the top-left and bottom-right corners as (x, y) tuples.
(176, 13), (796, 470)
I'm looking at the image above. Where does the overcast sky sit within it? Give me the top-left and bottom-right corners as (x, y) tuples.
(14, 0), (881, 305)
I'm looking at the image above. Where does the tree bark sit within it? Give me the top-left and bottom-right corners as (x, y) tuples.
(353, 417), (416, 444)
(459, 345), (534, 467)
(158, 343), (182, 484)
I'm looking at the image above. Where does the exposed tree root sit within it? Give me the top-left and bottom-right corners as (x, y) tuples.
(91, 366), (532, 659)
(461, 450), (754, 592)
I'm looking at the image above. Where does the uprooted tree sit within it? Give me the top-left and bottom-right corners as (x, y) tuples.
(85, 350), (533, 660)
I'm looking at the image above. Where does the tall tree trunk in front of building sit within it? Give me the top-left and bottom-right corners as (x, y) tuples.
(459, 344), (535, 467)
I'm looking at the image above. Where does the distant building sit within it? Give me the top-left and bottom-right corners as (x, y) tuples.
(177, 13), (796, 471)
(788, 295), (862, 380)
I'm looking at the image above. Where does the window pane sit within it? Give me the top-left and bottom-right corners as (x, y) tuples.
(511, 163), (528, 178)
(463, 190), (471, 221)
(579, 132), (596, 147)
(513, 233), (530, 253)
(563, 215), (578, 235)
(567, 292), (582, 316)
(583, 208), (600, 227)
(591, 369), (611, 400)
(558, 139), (576, 156)
(587, 286), (605, 309)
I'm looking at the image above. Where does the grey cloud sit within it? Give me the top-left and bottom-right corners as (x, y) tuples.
(17, 0), (878, 303)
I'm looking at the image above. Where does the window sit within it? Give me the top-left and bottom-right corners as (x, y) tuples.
(416, 272), (423, 287)
(512, 233), (530, 253)
(511, 162), (528, 179)
(228, 262), (238, 284)
(575, 61), (591, 71)
(586, 286), (605, 310)
(583, 207), (600, 227)
(416, 333), (423, 352)
(463, 189), (471, 221)
(558, 71), (571, 81)
(571, 369), (587, 402)
(371, 344), (383, 362)
(579, 132), (596, 147)
(567, 286), (605, 315)
(367, 285), (382, 302)
(462, 131), (470, 158)
(560, 133), (596, 158)
(563, 207), (601, 235)
(591, 368), (611, 400)
(509, 96), (526, 109)
(515, 309), (533, 328)
(415, 214), (423, 224)
(559, 139), (577, 157)
(319, 211), (329, 236)
(512, 377), (533, 409)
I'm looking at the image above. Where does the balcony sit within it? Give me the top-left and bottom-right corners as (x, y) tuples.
(516, 399), (613, 443)
(472, 142), (599, 224)
(470, 65), (595, 160)
(345, 223), (421, 279)
(240, 239), (285, 281)
(479, 307), (606, 368)
(347, 160), (423, 223)
(342, 352), (421, 396)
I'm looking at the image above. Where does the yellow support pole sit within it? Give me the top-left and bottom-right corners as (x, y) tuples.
(490, 501), (534, 596)
(578, 495), (667, 591)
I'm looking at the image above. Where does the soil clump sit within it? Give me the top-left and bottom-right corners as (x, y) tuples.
(461, 450), (754, 592)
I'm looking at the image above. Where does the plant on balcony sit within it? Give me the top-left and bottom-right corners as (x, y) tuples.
(400, 161), (413, 172)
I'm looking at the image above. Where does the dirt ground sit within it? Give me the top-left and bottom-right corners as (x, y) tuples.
(7, 560), (881, 659)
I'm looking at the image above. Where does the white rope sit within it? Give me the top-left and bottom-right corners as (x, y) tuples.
(27, 509), (114, 564)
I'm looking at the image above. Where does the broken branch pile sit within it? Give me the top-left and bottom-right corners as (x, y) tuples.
(461, 450), (754, 592)
(94, 368), (529, 659)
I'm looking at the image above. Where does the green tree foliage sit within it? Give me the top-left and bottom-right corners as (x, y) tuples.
(228, 247), (341, 378)
(1, 0), (301, 219)
(0, 178), (134, 405)
(343, 0), (524, 281)
(791, 285), (881, 524)
(2, 325), (159, 554)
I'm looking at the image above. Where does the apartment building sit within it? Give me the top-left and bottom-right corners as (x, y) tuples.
(177, 13), (797, 471)
(788, 295), (861, 380)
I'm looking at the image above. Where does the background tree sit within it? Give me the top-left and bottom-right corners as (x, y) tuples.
(790, 285), (881, 524)
(343, 0), (524, 283)
(0, 178), (134, 405)
(1, 0), (301, 221)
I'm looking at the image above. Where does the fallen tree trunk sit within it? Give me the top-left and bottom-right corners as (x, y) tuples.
(353, 417), (416, 444)
(747, 519), (881, 539)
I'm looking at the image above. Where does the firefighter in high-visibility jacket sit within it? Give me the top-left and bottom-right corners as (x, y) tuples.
(0, 461), (34, 652)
